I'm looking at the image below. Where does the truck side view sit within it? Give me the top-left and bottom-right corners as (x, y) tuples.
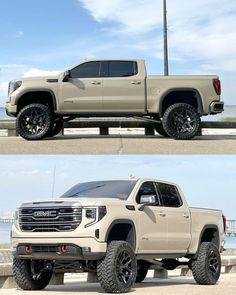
(11, 179), (226, 293)
(6, 59), (224, 140)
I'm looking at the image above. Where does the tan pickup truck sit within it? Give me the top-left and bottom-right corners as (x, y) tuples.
(12, 179), (226, 293)
(6, 59), (224, 140)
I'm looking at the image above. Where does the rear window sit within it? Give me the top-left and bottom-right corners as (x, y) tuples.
(109, 61), (138, 77)
(62, 180), (137, 200)
(157, 183), (182, 207)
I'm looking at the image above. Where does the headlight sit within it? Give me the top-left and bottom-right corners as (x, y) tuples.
(14, 209), (20, 229)
(8, 81), (22, 96)
(84, 206), (107, 228)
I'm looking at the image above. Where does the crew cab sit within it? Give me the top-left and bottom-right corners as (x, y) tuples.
(12, 179), (226, 293)
(6, 59), (224, 140)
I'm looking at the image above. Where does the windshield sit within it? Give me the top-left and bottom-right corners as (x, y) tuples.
(62, 180), (137, 200)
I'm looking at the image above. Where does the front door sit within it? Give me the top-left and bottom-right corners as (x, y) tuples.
(59, 61), (103, 113)
(136, 181), (168, 253)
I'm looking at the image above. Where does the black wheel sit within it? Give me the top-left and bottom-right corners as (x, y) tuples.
(97, 241), (137, 293)
(16, 103), (53, 140)
(192, 242), (221, 285)
(13, 258), (53, 290)
(162, 103), (201, 140)
(135, 261), (148, 283)
(154, 123), (169, 137)
(46, 118), (63, 137)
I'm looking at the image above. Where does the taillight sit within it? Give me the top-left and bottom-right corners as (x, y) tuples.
(213, 79), (221, 95)
(222, 215), (227, 233)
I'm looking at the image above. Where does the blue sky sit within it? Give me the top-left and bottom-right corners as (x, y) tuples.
(0, 0), (236, 106)
(0, 155), (235, 219)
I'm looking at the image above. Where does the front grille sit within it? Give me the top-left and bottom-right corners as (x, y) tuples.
(19, 206), (82, 232)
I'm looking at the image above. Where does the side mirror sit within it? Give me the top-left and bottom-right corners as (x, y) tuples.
(62, 70), (71, 82)
(137, 195), (157, 211)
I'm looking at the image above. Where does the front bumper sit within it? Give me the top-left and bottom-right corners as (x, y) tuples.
(12, 237), (107, 261)
(5, 102), (17, 117)
(209, 101), (224, 114)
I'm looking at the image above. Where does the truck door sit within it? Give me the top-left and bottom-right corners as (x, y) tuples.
(156, 182), (191, 252)
(59, 61), (103, 112)
(102, 61), (145, 113)
(136, 181), (168, 253)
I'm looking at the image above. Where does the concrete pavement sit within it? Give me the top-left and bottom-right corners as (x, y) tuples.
(1, 130), (236, 154)
(1, 273), (236, 295)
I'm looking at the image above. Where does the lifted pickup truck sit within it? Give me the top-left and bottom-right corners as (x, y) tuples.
(6, 59), (224, 140)
(12, 179), (226, 293)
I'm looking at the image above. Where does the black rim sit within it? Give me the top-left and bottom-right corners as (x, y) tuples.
(20, 109), (47, 135)
(171, 109), (196, 134)
(116, 251), (134, 284)
(208, 250), (219, 277)
(30, 261), (47, 281)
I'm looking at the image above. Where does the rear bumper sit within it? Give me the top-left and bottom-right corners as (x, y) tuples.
(209, 101), (224, 114)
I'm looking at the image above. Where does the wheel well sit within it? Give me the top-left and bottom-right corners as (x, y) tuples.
(200, 228), (219, 248)
(17, 91), (56, 113)
(106, 222), (136, 250)
(160, 90), (202, 116)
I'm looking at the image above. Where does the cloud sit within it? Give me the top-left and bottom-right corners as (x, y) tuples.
(23, 68), (61, 77)
(16, 31), (24, 38)
(0, 82), (8, 99)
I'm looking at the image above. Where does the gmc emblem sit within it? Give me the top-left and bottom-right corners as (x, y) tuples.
(33, 210), (57, 218)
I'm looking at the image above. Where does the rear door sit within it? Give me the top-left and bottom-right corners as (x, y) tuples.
(136, 181), (168, 253)
(102, 61), (145, 113)
(60, 61), (103, 112)
(157, 182), (191, 252)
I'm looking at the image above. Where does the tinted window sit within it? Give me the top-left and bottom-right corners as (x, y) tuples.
(70, 62), (100, 78)
(136, 182), (159, 204)
(62, 180), (137, 200)
(109, 61), (138, 77)
(158, 183), (182, 207)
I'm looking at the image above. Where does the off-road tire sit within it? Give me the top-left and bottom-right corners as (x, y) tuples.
(154, 123), (169, 137)
(97, 241), (137, 293)
(192, 242), (221, 285)
(162, 103), (201, 140)
(16, 103), (53, 140)
(46, 118), (63, 137)
(135, 262), (148, 283)
(13, 258), (52, 290)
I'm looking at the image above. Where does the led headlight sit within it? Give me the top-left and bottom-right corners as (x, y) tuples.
(13, 209), (20, 230)
(8, 81), (22, 96)
(84, 206), (107, 228)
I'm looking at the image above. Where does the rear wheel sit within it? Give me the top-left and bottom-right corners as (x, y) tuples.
(16, 103), (53, 140)
(135, 261), (148, 283)
(192, 242), (221, 285)
(97, 241), (137, 293)
(162, 103), (200, 140)
(154, 122), (169, 137)
(46, 118), (63, 137)
(13, 258), (52, 290)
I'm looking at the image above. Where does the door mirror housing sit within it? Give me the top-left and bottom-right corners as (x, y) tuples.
(63, 70), (71, 82)
(137, 195), (157, 211)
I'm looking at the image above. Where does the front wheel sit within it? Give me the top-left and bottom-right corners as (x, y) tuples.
(135, 261), (148, 283)
(97, 241), (137, 293)
(13, 258), (53, 290)
(192, 242), (221, 285)
(46, 118), (63, 137)
(162, 103), (201, 140)
(16, 103), (53, 140)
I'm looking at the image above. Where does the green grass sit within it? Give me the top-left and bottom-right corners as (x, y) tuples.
(223, 117), (236, 122)
(0, 243), (10, 249)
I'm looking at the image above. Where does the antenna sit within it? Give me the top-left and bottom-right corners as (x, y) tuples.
(163, 0), (169, 76)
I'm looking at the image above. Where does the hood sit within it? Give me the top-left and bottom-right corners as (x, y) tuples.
(13, 73), (62, 82)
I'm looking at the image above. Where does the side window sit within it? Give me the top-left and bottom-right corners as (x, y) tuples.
(70, 62), (100, 78)
(158, 183), (182, 208)
(136, 182), (159, 205)
(108, 61), (138, 77)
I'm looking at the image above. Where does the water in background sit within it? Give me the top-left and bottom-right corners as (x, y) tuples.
(0, 222), (236, 248)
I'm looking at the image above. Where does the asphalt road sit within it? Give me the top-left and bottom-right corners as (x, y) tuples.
(1, 273), (236, 295)
(1, 132), (236, 154)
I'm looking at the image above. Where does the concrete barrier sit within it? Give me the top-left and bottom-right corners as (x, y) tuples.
(1, 119), (236, 137)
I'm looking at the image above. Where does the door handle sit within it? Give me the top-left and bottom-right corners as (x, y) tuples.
(159, 212), (166, 217)
(183, 214), (190, 219)
(91, 81), (101, 85)
(131, 81), (141, 85)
